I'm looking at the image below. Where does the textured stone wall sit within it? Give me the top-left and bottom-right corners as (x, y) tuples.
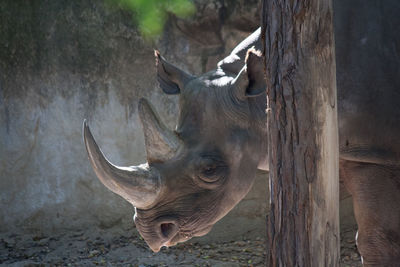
(0, 0), (267, 241)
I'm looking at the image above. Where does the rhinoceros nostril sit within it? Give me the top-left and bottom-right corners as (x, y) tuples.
(160, 223), (176, 239)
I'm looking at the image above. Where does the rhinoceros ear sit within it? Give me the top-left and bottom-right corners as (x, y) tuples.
(155, 50), (194, 95)
(232, 48), (266, 99)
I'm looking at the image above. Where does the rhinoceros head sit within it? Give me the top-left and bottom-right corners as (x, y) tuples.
(83, 48), (267, 252)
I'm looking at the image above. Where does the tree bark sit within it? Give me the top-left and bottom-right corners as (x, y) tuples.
(262, 0), (339, 266)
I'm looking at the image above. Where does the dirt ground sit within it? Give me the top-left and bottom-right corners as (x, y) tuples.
(1, 225), (360, 267)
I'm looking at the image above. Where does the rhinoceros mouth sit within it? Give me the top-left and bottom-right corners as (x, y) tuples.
(166, 224), (213, 247)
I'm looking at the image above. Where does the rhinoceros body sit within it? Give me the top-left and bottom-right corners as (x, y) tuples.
(84, 1), (400, 264)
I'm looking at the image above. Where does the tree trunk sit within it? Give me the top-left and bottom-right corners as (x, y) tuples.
(262, 0), (339, 266)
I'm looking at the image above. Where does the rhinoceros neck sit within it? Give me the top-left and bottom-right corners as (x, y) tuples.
(217, 27), (268, 170)
(217, 28), (268, 170)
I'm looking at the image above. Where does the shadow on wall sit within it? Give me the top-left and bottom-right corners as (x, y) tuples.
(0, 0), (269, 241)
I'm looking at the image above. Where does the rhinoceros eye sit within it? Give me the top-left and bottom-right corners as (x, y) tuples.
(196, 156), (228, 186)
(201, 164), (219, 180)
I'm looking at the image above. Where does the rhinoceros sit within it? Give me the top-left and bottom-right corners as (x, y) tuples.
(83, 4), (400, 264)
(83, 28), (267, 252)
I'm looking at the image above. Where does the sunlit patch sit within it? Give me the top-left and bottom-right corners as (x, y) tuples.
(211, 76), (234, 87)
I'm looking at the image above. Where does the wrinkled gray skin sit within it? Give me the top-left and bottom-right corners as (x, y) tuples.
(85, 10), (400, 264)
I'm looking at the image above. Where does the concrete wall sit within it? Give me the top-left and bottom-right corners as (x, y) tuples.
(0, 0), (267, 241)
(0, 0), (363, 243)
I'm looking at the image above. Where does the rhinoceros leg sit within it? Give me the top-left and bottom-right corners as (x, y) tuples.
(341, 160), (400, 266)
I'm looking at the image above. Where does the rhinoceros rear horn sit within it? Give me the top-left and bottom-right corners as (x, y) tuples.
(232, 48), (266, 100)
(155, 50), (194, 94)
(138, 98), (182, 163)
(83, 120), (162, 209)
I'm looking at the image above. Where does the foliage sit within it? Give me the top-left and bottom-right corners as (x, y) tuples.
(109, 0), (195, 39)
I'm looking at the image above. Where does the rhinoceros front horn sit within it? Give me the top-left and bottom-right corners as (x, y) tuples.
(83, 120), (162, 209)
(138, 98), (182, 163)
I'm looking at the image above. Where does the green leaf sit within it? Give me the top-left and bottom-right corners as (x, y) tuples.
(108, 0), (195, 39)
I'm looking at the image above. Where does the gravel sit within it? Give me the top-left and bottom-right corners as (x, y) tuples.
(0, 226), (360, 266)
